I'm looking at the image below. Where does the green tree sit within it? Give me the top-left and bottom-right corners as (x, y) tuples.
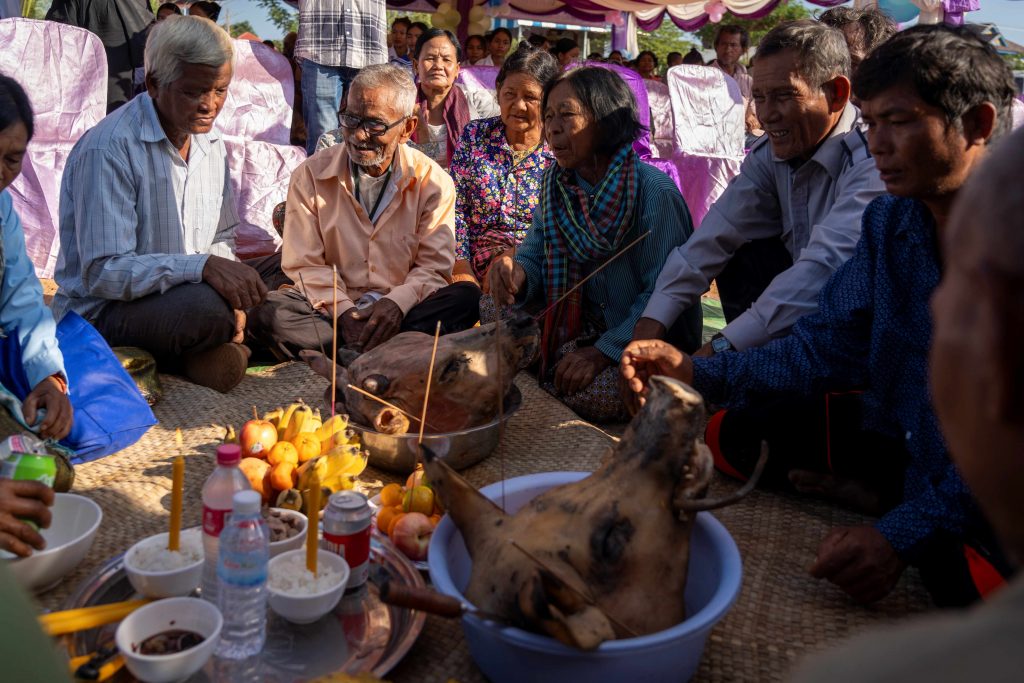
(253, 0), (298, 36)
(227, 20), (257, 38)
(694, 1), (811, 50)
(637, 19), (696, 62)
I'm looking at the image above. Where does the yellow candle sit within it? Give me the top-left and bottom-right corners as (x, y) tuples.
(306, 472), (321, 576)
(168, 454), (184, 551)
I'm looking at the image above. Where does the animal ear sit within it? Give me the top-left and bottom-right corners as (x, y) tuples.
(516, 568), (616, 650)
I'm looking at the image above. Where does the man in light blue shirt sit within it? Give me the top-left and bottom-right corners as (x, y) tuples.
(53, 16), (283, 393)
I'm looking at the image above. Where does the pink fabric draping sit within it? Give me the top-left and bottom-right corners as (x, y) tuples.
(0, 18), (107, 279)
(216, 39), (295, 145)
(645, 79), (675, 159)
(456, 65), (499, 93)
(665, 65), (745, 227)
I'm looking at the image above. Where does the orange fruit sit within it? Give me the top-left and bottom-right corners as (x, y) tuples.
(270, 462), (296, 492)
(387, 512), (407, 539)
(267, 441), (299, 467)
(377, 505), (402, 534)
(380, 483), (404, 508)
(402, 485), (434, 515)
(428, 513), (442, 528)
(432, 498), (445, 515)
(405, 466), (428, 490)
(290, 433), (320, 463)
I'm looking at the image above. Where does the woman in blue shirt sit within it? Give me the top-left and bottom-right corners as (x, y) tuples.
(489, 67), (700, 421)
(0, 76), (72, 556)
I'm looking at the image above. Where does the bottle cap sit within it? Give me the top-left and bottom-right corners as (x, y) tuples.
(216, 443), (241, 466)
(232, 489), (261, 514)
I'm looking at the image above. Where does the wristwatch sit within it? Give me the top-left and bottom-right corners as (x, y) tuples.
(710, 333), (734, 354)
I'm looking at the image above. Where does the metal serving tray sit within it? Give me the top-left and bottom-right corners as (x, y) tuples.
(60, 537), (426, 681)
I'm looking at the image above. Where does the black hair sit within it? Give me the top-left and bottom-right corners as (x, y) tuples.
(489, 27), (513, 44)
(667, 51), (683, 61)
(465, 34), (487, 50)
(157, 2), (182, 16)
(262, 40), (276, 49)
(682, 48), (704, 65)
(854, 25), (1016, 141)
(414, 28), (462, 62)
(188, 1), (220, 22)
(542, 67), (646, 157)
(637, 50), (658, 66)
(550, 37), (578, 58)
(609, 50), (622, 58)
(818, 6), (896, 56)
(0, 75), (34, 142)
(714, 24), (750, 50)
(497, 42), (559, 91)
(527, 34), (547, 49)
(408, 21), (429, 35)
(391, 16), (411, 29)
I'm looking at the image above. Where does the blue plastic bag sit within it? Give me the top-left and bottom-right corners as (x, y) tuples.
(0, 312), (156, 463)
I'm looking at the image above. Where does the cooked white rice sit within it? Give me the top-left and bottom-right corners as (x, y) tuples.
(127, 537), (202, 572)
(269, 553), (345, 595)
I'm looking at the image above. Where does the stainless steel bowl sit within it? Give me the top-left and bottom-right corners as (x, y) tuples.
(349, 386), (522, 474)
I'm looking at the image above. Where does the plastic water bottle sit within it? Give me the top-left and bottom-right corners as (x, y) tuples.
(201, 444), (251, 605)
(216, 489), (269, 659)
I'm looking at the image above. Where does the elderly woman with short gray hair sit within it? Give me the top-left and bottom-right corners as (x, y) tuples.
(52, 16), (288, 394)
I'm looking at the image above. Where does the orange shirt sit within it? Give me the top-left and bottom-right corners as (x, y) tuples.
(282, 141), (456, 316)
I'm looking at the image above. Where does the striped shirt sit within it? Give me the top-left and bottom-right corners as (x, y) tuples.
(516, 161), (696, 361)
(294, 0), (387, 69)
(52, 94), (238, 323)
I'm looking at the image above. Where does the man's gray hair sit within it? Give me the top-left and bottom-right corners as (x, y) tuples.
(145, 15), (234, 85)
(350, 64), (418, 117)
(755, 19), (851, 86)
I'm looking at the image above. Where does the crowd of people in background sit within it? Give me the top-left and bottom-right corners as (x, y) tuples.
(2, 3), (1024, 678)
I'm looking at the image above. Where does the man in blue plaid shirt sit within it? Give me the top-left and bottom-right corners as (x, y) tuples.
(295, 0), (388, 155)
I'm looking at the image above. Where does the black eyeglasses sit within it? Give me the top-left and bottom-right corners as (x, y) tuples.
(337, 113), (408, 136)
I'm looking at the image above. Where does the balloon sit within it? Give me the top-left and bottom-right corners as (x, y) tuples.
(468, 6), (485, 22)
(436, 2), (452, 14)
(877, 0), (920, 23)
(470, 19), (490, 35)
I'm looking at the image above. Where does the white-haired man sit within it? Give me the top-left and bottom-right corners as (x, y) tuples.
(53, 16), (286, 393)
(248, 64), (480, 358)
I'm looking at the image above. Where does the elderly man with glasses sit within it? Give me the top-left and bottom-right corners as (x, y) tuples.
(248, 64), (480, 358)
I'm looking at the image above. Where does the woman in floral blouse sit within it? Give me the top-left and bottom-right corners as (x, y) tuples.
(449, 43), (559, 290)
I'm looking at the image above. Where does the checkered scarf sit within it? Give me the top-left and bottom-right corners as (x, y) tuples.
(538, 145), (639, 374)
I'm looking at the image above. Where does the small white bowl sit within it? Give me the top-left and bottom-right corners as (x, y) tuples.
(124, 529), (204, 598)
(267, 548), (349, 624)
(267, 508), (308, 558)
(2, 493), (102, 592)
(116, 597), (222, 683)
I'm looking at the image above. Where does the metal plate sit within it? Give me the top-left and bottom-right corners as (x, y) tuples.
(61, 537), (426, 681)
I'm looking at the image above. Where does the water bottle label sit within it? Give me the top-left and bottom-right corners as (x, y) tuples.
(203, 506), (230, 537)
(218, 551), (268, 587)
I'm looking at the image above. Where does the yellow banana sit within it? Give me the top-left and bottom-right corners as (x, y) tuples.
(314, 414), (347, 440)
(282, 402), (313, 442)
(262, 408), (284, 428)
(301, 408), (322, 435)
(277, 402), (302, 440)
(320, 445), (368, 492)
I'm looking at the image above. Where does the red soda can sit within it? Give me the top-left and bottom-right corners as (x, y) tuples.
(322, 491), (372, 587)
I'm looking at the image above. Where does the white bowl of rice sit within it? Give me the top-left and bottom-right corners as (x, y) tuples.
(267, 548), (349, 624)
(124, 528), (204, 598)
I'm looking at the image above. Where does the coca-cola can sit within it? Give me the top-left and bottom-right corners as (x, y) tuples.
(322, 490), (372, 587)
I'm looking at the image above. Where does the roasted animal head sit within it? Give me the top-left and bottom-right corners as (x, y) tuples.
(303, 313), (538, 433)
(423, 375), (745, 650)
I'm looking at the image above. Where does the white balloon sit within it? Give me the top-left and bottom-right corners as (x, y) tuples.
(436, 2), (452, 14)
(468, 6), (485, 21)
(470, 19), (490, 34)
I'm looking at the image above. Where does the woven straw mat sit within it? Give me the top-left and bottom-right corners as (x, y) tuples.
(35, 362), (932, 682)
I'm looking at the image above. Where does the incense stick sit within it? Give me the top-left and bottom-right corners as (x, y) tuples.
(534, 231), (651, 322)
(508, 540), (639, 638)
(297, 272), (327, 358)
(418, 321), (442, 445)
(331, 265), (338, 419)
(345, 384), (438, 431)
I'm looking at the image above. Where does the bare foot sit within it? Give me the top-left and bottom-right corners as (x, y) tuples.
(788, 469), (887, 516)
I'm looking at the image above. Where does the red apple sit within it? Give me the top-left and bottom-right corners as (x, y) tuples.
(240, 419), (278, 459)
(391, 512), (433, 561)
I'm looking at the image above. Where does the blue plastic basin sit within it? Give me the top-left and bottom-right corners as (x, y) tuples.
(428, 472), (743, 683)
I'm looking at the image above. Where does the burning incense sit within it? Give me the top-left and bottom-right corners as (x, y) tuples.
(168, 429), (184, 552)
(331, 265), (339, 419)
(345, 384), (436, 431)
(418, 321), (442, 445)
